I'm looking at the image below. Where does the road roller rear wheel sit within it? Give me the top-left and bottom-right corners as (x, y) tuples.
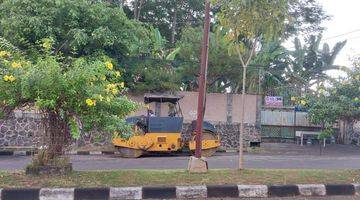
(117, 147), (143, 158)
(191, 131), (219, 157)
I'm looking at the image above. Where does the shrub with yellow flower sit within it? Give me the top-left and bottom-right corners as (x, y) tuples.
(0, 47), (138, 164)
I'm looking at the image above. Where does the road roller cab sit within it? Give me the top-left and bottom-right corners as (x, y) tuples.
(112, 93), (220, 158)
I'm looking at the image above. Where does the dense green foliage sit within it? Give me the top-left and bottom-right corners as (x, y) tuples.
(0, 0), (150, 58)
(305, 61), (360, 133)
(125, 0), (204, 44)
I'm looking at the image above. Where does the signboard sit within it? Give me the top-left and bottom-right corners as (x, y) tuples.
(264, 96), (283, 107)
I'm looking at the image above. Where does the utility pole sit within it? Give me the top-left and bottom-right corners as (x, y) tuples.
(195, 0), (211, 158)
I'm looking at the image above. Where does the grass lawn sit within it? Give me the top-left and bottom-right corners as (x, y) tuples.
(0, 169), (360, 188)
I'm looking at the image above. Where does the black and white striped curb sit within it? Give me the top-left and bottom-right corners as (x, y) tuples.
(0, 184), (359, 199)
(0, 150), (35, 156)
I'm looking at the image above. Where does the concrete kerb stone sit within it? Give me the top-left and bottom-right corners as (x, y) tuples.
(74, 187), (109, 200)
(89, 151), (102, 155)
(1, 188), (40, 200)
(110, 187), (142, 200)
(353, 184), (360, 195)
(325, 184), (355, 196)
(297, 184), (326, 196)
(176, 185), (207, 199)
(39, 188), (74, 200)
(13, 151), (27, 156)
(268, 185), (300, 197)
(238, 185), (268, 198)
(142, 186), (176, 199)
(207, 185), (239, 198)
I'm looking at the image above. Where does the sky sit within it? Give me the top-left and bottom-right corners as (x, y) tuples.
(317, 0), (360, 67)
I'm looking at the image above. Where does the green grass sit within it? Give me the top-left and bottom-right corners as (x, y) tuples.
(0, 169), (360, 188)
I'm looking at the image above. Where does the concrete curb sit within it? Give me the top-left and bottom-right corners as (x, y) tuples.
(1, 150), (239, 156)
(40, 188), (74, 200)
(1, 184), (359, 199)
(0, 150), (35, 156)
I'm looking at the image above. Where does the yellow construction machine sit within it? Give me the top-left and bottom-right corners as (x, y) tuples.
(112, 93), (220, 158)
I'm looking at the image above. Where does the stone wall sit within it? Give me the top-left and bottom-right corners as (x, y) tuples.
(0, 112), (260, 150)
(0, 111), (44, 147)
(346, 121), (360, 145)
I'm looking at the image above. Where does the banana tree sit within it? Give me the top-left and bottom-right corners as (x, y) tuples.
(286, 35), (346, 94)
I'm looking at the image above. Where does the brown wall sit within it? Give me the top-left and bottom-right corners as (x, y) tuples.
(128, 92), (259, 124)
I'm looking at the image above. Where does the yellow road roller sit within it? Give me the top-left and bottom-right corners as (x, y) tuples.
(112, 93), (220, 158)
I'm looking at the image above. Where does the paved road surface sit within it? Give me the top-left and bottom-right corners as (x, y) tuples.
(1, 152), (360, 171)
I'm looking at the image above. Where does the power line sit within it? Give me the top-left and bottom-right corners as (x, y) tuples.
(323, 29), (360, 41)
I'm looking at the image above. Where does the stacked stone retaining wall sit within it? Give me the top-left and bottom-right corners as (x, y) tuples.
(0, 111), (260, 150)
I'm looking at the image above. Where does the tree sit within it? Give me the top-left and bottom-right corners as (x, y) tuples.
(0, 41), (138, 164)
(285, 0), (329, 37)
(121, 28), (181, 94)
(217, 0), (291, 169)
(176, 26), (240, 92)
(125, 0), (205, 45)
(305, 63), (360, 144)
(0, 0), (151, 59)
(286, 35), (346, 94)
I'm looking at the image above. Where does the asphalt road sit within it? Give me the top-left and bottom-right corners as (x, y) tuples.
(1, 152), (360, 171)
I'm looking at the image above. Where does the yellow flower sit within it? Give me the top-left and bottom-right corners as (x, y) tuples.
(105, 61), (113, 70)
(3, 75), (15, 82)
(290, 96), (296, 101)
(0, 51), (10, 58)
(11, 61), (21, 69)
(42, 39), (52, 50)
(106, 96), (111, 102)
(115, 71), (121, 78)
(111, 88), (119, 95)
(97, 95), (104, 101)
(100, 75), (106, 81)
(8, 75), (15, 82)
(119, 82), (125, 88)
(3, 75), (9, 82)
(106, 83), (117, 93)
(300, 100), (306, 106)
(85, 99), (96, 107)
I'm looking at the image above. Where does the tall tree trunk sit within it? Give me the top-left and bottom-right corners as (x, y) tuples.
(134, 0), (138, 19)
(44, 111), (70, 160)
(137, 0), (144, 20)
(239, 65), (247, 169)
(171, 3), (178, 45)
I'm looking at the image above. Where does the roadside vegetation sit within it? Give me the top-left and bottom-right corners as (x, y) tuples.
(1, 169), (360, 188)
